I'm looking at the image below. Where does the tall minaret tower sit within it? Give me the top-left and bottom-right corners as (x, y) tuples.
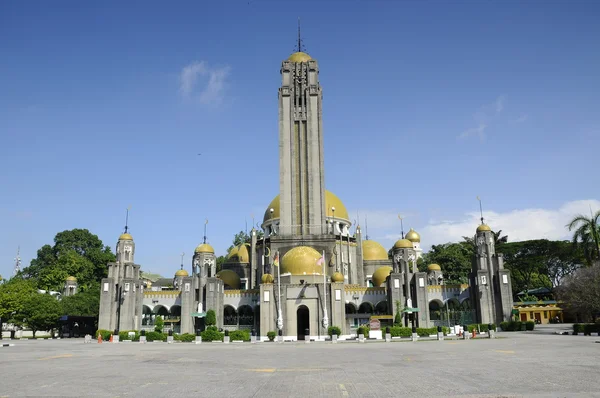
(278, 21), (326, 236)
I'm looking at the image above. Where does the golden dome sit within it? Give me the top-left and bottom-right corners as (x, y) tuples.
(477, 223), (491, 232)
(427, 264), (441, 272)
(281, 246), (323, 275)
(119, 233), (133, 241)
(331, 272), (345, 283)
(66, 276), (77, 282)
(261, 273), (274, 284)
(237, 244), (250, 263)
(175, 269), (189, 277)
(372, 266), (393, 287)
(194, 243), (214, 254)
(216, 269), (241, 289)
(362, 240), (389, 261)
(264, 191), (349, 223)
(227, 246), (239, 259)
(393, 239), (413, 249)
(405, 229), (421, 243)
(288, 52), (312, 62)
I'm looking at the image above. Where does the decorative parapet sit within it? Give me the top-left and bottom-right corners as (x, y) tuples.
(144, 290), (181, 298)
(426, 284), (469, 293)
(224, 289), (260, 297)
(344, 285), (386, 295)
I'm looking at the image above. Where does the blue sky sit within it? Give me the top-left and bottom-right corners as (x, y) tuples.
(1, 1), (599, 278)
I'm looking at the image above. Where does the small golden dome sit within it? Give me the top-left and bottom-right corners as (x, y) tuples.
(394, 239), (413, 249)
(427, 264), (441, 272)
(372, 266), (393, 287)
(194, 243), (214, 254)
(261, 273), (274, 284)
(405, 229), (421, 243)
(362, 240), (389, 261)
(66, 276), (77, 282)
(175, 269), (189, 277)
(477, 224), (491, 232)
(331, 272), (345, 283)
(281, 246), (323, 276)
(119, 233), (133, 241)
(288, 52), (312, 62)
(216, 269), (241, 289)
(264, 191), (350, 223)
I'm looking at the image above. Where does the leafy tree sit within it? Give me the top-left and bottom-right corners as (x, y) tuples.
(226, 229), (264, 253)
(0, 278), (36, 323)
(216, 256), (226, 273)
(501, 240), (553, 294)
(422, 243), (473, 284)
(60, 289), (100, 317)
(556, 265), (600, 322)
(567, 210), (600, 264)
(20, 292), (62, 337)
(18, 229), (115, 291)
(543, 241), (585, 288)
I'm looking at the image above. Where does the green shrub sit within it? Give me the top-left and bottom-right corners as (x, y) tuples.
(201, 328), (223, 342)
(389, 327), (412, 337)
(174, 333), (196, 342)
(499, 321), (522, 331)
(154, 316), (164, 333)
(328, 326), (342, 337)
(118, 330), (139, 341)
(357, 326), (367, 336)
(95, 329), (112, 341)
(525, 321), (535, 331)
(573, 324), (600, 335)
(267, 331), (276, 341)
(229, 330), (250, 341)
(146, 331), (165, 342)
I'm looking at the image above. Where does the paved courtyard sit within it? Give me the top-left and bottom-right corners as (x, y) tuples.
(1, 331), (599, 397)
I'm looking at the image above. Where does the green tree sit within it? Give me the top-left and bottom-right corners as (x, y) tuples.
(556, 265), (600, 322)
(20, 292), (62, 337)
(567, 210), (600, 265)
(422, 243), (474, 284)
(216, 256), (226, 273)
(19, 229), (115, 291)
(226, 229), (264, 253)
(501, 240), (552, 294)
(60, 289), (100, 317)
(0, 278), (36, 323)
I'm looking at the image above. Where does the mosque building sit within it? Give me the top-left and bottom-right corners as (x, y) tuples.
(97, 37), (513, 340)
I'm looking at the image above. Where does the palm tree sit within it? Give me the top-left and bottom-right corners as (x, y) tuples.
(567, 210), (600, 264)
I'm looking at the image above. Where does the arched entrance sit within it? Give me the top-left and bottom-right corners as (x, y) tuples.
(296, 305), (309, 341)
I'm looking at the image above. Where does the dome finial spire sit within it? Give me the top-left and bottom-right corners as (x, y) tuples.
(398, 214), (404, 239)
(296, 17), (306, 53)
(203, 218), (208, 244)
(477, 196), (484, 224)
(124, 206), (131, 233)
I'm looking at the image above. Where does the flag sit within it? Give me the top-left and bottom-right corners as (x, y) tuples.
(273, 252), (279, 267)
(316, 254), (324, 266)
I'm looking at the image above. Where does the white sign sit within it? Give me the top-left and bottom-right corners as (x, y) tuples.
(103, 282), (109, 292)
(209, 283), (214, 292)
(394, 279), (400, 288)
(335, 289), (341, 301)
(418, 278), (425, 287)
(264, 290), (270, 302)
(502, 274), (508, 284)
(185, 283), (190, 292)
(481, 275), (487, 285)
(125, 283), (130, 292)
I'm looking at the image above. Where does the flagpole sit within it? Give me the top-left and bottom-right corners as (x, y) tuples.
(322, 250), (329, 331)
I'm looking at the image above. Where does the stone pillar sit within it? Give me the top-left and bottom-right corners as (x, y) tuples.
(329, 282), (345, 335)
(205, 277), (224, 328)
(259, 284), (276, 338)
(180, 276), (195, 334)
(413, 272), (430, 328)
(386, 273), (404, 325)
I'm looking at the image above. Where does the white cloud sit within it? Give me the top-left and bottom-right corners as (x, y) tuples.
(360, 199), (600, 251)
(458, 95), (506, 140)
(179, 61), (231, 105)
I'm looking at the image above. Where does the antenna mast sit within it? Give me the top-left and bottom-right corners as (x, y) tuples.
(180, 252), (185, 270)
(398, 214), (404, 239)
(14, 246), (21, 276)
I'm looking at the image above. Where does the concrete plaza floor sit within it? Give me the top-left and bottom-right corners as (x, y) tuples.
(1, 332), (599, 397)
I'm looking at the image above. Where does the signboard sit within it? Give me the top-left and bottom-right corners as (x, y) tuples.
(369, 319), (381, 331)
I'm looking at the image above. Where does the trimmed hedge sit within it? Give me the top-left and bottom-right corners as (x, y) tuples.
(229, 330), (250, 341)
(328, 326), (342, 337)
(146, 331), (166, 341)
(118, 330), (140, 341)
(573, 324), (600, 335)
(95, 329), (112, 341)
(267, 331), (276, 341)
(201, 326), (224, 342)
(174, 333), (196, 342)
(499, 321), (535, 331)
(467, 324), (497, 333)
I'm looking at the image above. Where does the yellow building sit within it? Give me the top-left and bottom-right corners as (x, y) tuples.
(513, 301), (563, 324)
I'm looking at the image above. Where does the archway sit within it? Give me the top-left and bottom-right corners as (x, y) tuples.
(345, 303), (357, 314)
(224, 305), (238, 326)
(296, 305), (309, 341)
(429, 300), (442, 321)
(374, 301), (388, 315)
(238, 305), (254, 327)
(358, 302), (374, 314)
